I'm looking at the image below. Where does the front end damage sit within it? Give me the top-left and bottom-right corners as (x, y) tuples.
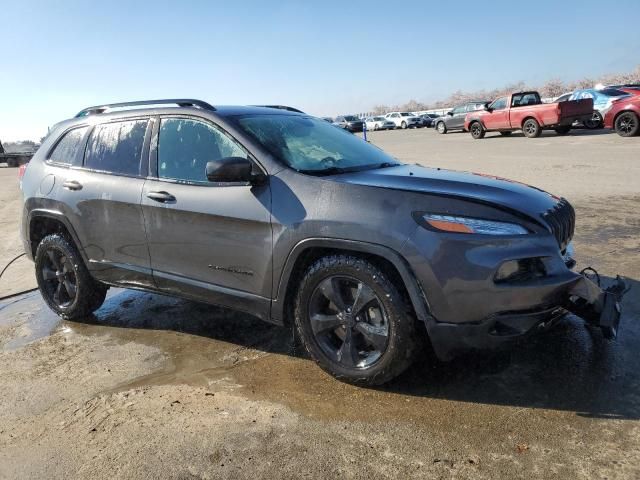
(565, 270), (628, 340)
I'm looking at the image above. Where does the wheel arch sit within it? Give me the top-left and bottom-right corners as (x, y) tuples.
(28, 209), (85, 261)
(271, 238), (431, 328)
(613, 108), (639, 124)
(521, 115), (540, 128)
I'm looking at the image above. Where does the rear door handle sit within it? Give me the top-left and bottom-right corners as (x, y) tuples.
(62, 180), (83, 191)
(146, 191), (176, 203)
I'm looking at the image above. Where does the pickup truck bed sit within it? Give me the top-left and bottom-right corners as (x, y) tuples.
(465, 91), (594, 139)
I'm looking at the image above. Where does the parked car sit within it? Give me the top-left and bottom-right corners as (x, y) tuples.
(384, 112), (422, 129)
(464, 91), (594, 139)
(365, 116), (395, 131)
(333, 115), (364, 132)
(422, 113), (439, 128)
(567, 88), (632, 129)
(20, 99), (626, 385)
(604, 94), (640, 137)
(434, 101), (489, 134)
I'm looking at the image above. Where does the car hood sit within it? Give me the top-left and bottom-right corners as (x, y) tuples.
(333, 164), (560, 220)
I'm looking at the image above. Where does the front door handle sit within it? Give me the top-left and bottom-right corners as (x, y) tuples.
(62, 180), (83, 191)
(146, 191), (176, 203)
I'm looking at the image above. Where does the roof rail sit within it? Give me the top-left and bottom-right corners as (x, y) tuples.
(74, 99), (216, 118)
(255, 105), (305, 114)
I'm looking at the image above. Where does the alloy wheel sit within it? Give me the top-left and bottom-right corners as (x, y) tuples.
(40, 247), (77, 308)
(617, 112), (637, 135)
(308, 275), (389, 369)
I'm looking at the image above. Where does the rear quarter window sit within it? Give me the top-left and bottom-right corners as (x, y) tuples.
(48, 126), (89, 165)
(84, 120), (149, 176)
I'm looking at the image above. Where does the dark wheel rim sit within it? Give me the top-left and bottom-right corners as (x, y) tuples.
(585, 112), (602, 128)
(617, 113), (637, 134)
(471, 123), (481, 137)
(524, 120), (537, 135)
(308, 275), (389, 369)
(41, 247), (77, 308)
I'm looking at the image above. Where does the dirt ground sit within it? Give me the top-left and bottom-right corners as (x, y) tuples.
(0, 129), (639, 479)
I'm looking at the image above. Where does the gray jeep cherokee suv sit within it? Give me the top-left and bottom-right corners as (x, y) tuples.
(20, 99), (625, 385)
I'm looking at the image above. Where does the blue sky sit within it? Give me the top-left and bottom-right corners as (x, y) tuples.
(1, 0), (639, 141)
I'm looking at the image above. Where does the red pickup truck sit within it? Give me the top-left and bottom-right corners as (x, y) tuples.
(464, 91), (594, 139)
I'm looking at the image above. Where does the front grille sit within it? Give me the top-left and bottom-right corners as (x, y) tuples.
(542, 198), (575, 251)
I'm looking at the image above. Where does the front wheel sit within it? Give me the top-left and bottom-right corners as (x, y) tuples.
(470, 121), (485, 139)
(522, 118), (541, 138)
(35, 234), (108, 319)
(294, 255), (418, 385)
(583, 111), (603, 129)
(614, 111), (639, 137)
(401, 121), (407, 129)
(436, 122), (447, 134)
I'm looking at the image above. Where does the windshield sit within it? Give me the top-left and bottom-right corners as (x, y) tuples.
(373, 117), (385, 121)
(235, 115), (400, 174)
(344, 115), (359, 121)
(400, 112), (412, 117)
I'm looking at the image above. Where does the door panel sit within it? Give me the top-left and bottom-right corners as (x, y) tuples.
(60, 119), (153, 286)
(142, 116), (273, 313)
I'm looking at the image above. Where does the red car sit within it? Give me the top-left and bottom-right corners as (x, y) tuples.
(604, 95), (640, 137)
(464, 91), (593, 139)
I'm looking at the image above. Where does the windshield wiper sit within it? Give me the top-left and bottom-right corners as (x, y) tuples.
(298, 166), (350, 176)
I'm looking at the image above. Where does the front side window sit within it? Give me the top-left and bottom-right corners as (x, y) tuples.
(452, 106), (466, 115)
(49, 126), (89, 165)
(157, 118), (247, 183)
(84, 120), (148, 176)
(490, 97), (508, 110)
(235, 114), (400, 174)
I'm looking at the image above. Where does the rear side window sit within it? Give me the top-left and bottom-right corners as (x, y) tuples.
(49, 127), (89, 165)
(84, 120), (149, 176)
(157, 118), (247, 183)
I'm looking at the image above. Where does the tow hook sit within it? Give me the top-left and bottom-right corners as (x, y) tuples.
(565, 268), (629, 339)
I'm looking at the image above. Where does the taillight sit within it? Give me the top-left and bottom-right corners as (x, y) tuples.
(18, 163), (28, 181)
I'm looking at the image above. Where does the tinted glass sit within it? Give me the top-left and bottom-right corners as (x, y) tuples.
(452, 106), (466, 114)
(511, 93), (540, 107)
(599, 88), (630, 98)
(49, 126), (89, 164)
(490, 97), (508, 110)
(344, 116), (359, 121)
(85, 120), (148, 175)
(158, 118), (247, 183)
(235, 114), (400, 173)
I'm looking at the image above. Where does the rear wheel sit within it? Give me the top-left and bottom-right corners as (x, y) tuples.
(436, 122), (447, 134)
(35, 234), (108, 319)
(294, 255), (418, 385)
(470, 121), (485, 139)
(554, 126), (571, 135)
(522, 118), (541, 138)
(614, 111), (639, 137)
(583, 111), (603, 129)
(401, 121), (407, 129)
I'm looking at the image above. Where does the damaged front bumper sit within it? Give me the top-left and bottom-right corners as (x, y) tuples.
(427, 270), (628, 361)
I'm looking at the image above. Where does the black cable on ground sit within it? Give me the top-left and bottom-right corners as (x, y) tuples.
(0, 252), (38, 301)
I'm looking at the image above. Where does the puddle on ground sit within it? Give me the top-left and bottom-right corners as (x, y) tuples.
(2, 286), (639, 424)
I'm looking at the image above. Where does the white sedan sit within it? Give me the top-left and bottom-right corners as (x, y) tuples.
(365, 116), (396, 131)
(384, 112), (422, 129)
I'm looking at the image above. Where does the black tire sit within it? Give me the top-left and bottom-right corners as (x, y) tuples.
(436, 122), (447, 134)
(554, 126), (571, 135)
(6, 158), (18, 168)
(500, 131), (512, 136)
(35, 234), (108, 319)
(614, 111), (640, 137)
(401, 121), (407, 129)
(522, 118), (541, 138)
(583, 111), (603, 129)
(470, 121), (485, 139)
(294, 255), (418, 385)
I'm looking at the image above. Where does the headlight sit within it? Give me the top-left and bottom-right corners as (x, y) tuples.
(423, 214), (528, 235)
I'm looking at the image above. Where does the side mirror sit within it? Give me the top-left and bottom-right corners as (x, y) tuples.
(484, 103), (492, 112)
(447, 111), (453, 116)
(206, 157), (254, 183)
